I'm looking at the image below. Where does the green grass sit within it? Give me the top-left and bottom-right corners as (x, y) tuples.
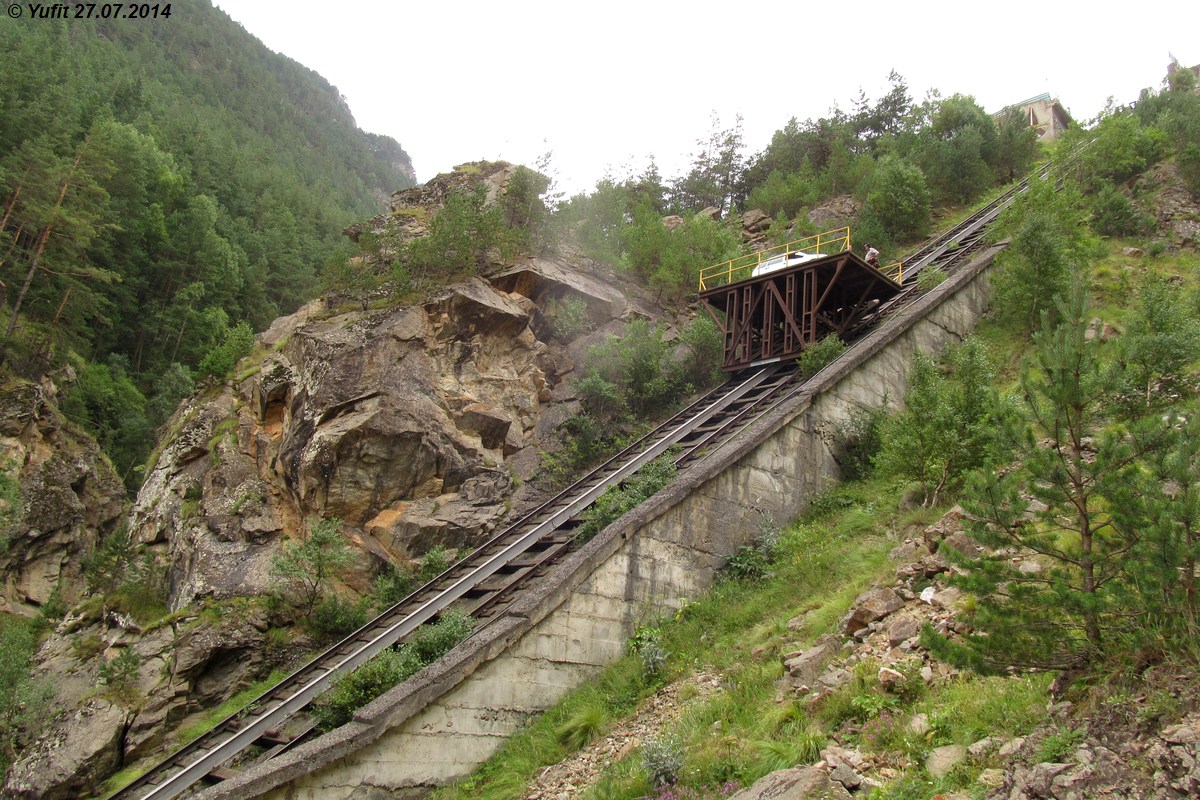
(423, 467), (1062, 800)
(428, 483), (900, 800)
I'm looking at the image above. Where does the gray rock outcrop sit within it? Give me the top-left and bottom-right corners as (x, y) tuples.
(0, 379), (126, 616)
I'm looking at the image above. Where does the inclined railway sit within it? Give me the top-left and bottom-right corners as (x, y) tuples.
(113, 156), (1070, 800)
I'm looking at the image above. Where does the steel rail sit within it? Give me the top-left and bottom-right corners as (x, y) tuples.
(118, 365), (783, 800)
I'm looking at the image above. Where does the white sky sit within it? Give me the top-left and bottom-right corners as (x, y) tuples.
(214, 0), (1198, 198)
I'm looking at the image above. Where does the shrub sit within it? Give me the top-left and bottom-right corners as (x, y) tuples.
(583, 319), (688, 419)
(197, 321), (255, 380)
(546, 295), (595, 342)
(98, 648), (142, 703)
(409, 610), (474, 662)
(417, 545), (453, 581)
(1037, 726), (1087, 762)
(833, 405), (887, 481)
(1090, 185), (1147, 237)
(641, 736), (684, 788)
(312, 646), (423, 730)
(915, 265), (948, 291)
(312, 610), (474, 730)
(639, 641), (669, 678)
(0, 616), (50, 776)
(271, 517), (352, 617)
(578, 454), (677, 540)
(745, 168), (820, 219)
(370, 565), (418, 611)
(798, 335), (845, 377)
(722, 524), (780, 583)
(864, 156), (931, 241)
(310, 596), (368, 641)
(679, 316), (725, 389)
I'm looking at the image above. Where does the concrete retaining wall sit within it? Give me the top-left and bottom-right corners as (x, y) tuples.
(208, 244), (1003, 800)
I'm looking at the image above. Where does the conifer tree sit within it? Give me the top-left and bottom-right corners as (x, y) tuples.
(935, 278), (1164, 670)
(875, 337), (1001, 506)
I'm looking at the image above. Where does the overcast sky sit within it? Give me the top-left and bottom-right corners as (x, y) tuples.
(214, 0), (1198, 198)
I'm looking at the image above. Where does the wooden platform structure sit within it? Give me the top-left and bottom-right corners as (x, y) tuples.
(699, 229), (903, 372)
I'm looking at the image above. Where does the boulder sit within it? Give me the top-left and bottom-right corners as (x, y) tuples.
(728, 764), (852, 800)
(2, 700), (130, 800)
(0, 381), (126, 615)
(741, 209), (772, 233)
(922, 506), (965, 552)
(877, 666), (906, 691)
(886, 614), (922, 647)
(842, 587), (904, 633)
(925, 744), (967, 778)
(807, 195), (861, 229)
(783, 634), (842, 685)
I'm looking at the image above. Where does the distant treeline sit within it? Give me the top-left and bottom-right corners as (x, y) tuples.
(0, 0), (413, 487)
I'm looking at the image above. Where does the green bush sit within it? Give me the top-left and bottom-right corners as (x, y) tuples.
(581, 319), (688, 420)
(409, 610), (474, 662)
(312, 646), (423, 730)
(915, 266), (948, 291)
(864, 156), (931, 241)
(745, 168), (820, 219)
(679, 316), (725, 388)
(875, 338), (1002, 506)
(798, 335), (845, 377)
(98, 648), (141, 703)
(0, 616), (50, 776)
(545, 295), (595, 341)
(578, 454), (677, 540)
(417, 545), (453, 581)
(271, 516), (352, 617)
(370, 566), (418, 611)
(310, 596), (368, 641)
(197, 320), (256, 380)
(834, 405), (887, 480)
(722, 525), (780, 583)
(1090, 185), (1147, 237)
(312, 610), (474, 731)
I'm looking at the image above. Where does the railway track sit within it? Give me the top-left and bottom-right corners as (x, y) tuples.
(113, 155), (1074, 800)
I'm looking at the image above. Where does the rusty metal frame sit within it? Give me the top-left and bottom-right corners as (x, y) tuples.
(699, 253), (900, 371)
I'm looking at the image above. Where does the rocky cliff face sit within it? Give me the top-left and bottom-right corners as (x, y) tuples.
(0, 377), (126, 616)
(4, 164), (654, 796)
(129, 259), (631, 610)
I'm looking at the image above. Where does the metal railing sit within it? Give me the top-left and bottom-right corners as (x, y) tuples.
(697, 226), (851, 291)
(881, 260), (904, 284)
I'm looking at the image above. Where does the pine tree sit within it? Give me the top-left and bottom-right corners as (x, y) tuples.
(937, 278), (1165, 670)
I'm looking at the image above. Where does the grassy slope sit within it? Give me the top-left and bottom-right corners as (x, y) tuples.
(426, 240), (1199, 800)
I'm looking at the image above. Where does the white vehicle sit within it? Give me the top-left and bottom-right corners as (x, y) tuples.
(750, 250), (821, 278)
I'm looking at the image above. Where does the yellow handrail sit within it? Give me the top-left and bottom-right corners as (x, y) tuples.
(881, 261), (903, 284)
(698, 226), (851, 291)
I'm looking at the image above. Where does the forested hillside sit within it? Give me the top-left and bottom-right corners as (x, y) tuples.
(0, 0), (414, 488)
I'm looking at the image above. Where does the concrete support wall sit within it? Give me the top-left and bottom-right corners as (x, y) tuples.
(209, 245), (1001, 800)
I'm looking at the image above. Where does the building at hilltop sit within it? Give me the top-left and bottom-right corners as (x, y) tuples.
(1167, 57), (1200, 93)
(994, 92), (1073, 141)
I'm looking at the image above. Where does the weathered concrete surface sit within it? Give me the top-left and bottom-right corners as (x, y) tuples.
(205, 244), (1003, 800)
